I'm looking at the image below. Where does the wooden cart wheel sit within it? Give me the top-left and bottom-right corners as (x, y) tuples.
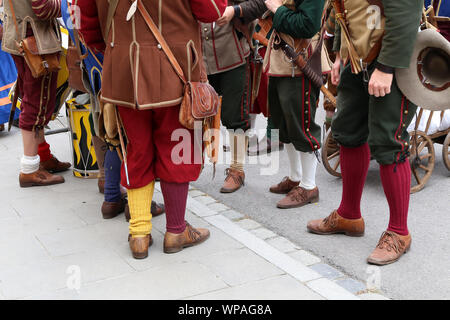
(322, 129), (342, 178)
(443, 132), (450, 171)
(409, 130), (435, 193)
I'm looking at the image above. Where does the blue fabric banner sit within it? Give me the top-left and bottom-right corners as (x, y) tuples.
(0, 22), (20, 125)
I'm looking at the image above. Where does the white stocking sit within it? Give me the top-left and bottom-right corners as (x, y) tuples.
(285, 143), (302, 182)
(299, 151), (318, 190)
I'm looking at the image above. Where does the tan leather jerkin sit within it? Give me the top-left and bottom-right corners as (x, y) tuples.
(8, 0), (60, 78)
(332, 0), (385, 73)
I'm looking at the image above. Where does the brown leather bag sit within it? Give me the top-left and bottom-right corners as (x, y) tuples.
(180, 82), (222, 129)
(8, 0), (60, 78)
(136, 1), (221, 130)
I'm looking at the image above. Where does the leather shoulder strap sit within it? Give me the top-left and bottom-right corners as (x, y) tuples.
(104, 0), (119, 43)
(7, 0), (21, 40)
(67, 0), (88, 59)
(136, 0), (186, 83)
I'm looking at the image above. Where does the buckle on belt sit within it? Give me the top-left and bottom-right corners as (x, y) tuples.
(360, 59), (369, 83)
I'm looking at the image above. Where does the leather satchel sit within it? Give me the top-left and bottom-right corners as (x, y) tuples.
(180, 82), (222, 129)
(8, 0), (60, 78)
(136, 1), (221, 130)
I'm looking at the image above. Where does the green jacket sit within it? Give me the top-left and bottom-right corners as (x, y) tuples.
(240, 0), (325, 39)
(378, 0), (422, 69)
(272, 0), (325, 39)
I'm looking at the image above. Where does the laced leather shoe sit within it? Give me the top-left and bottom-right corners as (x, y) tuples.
(128, 234), (153, 259)
(220, 168), (245, 193)
(367, 231), (411, 265)
(269, 176), (300, 194)
(277, 186), (319, 209)
(19, 169), (65, 188)
(40, 155), (71, 173)
(164, 222), (210, 254)
(307, 210), (365, 237)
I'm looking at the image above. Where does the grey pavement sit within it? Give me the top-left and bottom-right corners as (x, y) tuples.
(0, 115), (382, 300)
(193, 108), (450, 300)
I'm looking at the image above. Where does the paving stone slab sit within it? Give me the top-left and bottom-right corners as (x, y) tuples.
(0, 231), (50, 271)
(0, 203), (19, 221)
(250, 227), (278, 240)
(0, 257), (69, 299)
(266, 236), (301, 253)
(206, 215), (322, 283)
(207, 202), (229, 212)
(194, 195), (217, 206)
(221, 209), (245, 221)
(197, 248), (284, 286)
(307, 278), (359, 300)
(235, 219), (262, 230)
(288, 250), (321, 266)
(36, 226), (111, 257)
(188, 190), (206, 198)
(68, 262), (228, 300)
(358, 293), (390, 300)
(187, 275), (323, 300)
(116, 225), (245, 272)
(310, 263), (344, 280)
(52, 248), (134, 286)
(335, 278), (367, 295)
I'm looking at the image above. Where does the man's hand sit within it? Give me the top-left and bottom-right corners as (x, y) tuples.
(217, 6), (235, 26)
(368, 69), (393, 97)
(331, 53), (341, 86)
(265, 0), (283, 14)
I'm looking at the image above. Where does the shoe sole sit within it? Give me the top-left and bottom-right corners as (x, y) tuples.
(269, 189), (292, 195)
(277, 196), (319, 209)
(132, 252), (148, 259)
(20, 180), (65, 188)
(46, 168), (71, 174)
(102, 211), (124, 219)
(307, 227), (365, 237)
(220, 185), (243, 193)
(163, 233), (211, 254)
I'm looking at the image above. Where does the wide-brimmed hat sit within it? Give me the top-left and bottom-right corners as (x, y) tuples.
(396, 28), (450, 111)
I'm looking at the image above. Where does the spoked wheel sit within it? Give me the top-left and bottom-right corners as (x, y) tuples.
(322, 129), (342, 178)
(409, 130), (435, 193)
(443, 132), (450, 171)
